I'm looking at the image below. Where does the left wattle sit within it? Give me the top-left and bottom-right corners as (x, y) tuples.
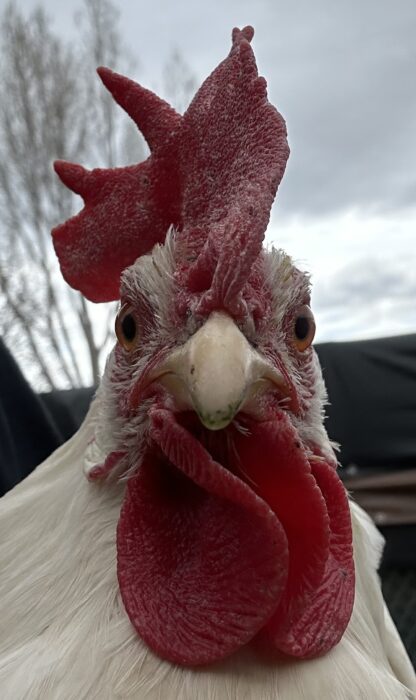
(230, 414), (355, 657)
(116, 408), (354, 666)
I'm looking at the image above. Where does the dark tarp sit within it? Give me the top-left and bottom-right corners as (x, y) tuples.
(0, 339), (64, 496)
(315, 335), (416, 570)
(316, 334), (416, 472)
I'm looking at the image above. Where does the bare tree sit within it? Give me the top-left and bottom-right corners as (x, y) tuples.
(0, 1), (197, 392)
(0, 1), (134, 390)
(163, 48), (197, 115)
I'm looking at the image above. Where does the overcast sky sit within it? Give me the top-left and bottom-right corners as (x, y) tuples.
(5, 0), (416, 342)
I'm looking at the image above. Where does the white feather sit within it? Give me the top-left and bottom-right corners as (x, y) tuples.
(0, 400), (414, 699)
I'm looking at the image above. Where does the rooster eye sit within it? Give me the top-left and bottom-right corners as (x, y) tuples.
(293, 306), (315, 352)
(115, 305), (138, 352)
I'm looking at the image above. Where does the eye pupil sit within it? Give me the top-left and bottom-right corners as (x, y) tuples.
(295, 316), (310, 341)
(121, 314), (136, 342)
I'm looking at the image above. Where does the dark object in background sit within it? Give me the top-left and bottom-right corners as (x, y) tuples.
(315, 333), (416, 472)
(316, 334), (416, 668)
(40, 387), (95, 444)
(316, 334), (416, 570)
(0, 338), (95, 497)
(382, 568), (416, 669)
(0, 339), (64, 496)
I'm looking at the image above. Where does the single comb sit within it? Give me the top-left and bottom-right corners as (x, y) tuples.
(175, 27), (289, 316)
(52, 27), (289, 309)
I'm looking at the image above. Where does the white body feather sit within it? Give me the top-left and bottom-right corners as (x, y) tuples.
(0, 401), (415, 699)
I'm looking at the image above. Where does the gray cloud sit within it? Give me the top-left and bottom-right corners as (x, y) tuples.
(128, 0), (416, 219)
(312, 256), (416, 340)
(313, 258), (415, 308)
(13, 0), (416, 220)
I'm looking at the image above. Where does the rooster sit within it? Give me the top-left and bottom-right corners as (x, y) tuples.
(0, 26), (415, 700)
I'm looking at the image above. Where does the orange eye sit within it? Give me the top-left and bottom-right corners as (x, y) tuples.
(293, 305), (316, 351)
(115, 304), (139, 352)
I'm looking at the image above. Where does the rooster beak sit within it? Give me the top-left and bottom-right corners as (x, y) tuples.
(150, 311), (293, 430)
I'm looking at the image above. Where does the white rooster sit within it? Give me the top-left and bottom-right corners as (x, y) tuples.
(0, 26), (415, 700)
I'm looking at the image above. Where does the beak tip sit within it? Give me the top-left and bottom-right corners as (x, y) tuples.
(196, 401), (241, 431)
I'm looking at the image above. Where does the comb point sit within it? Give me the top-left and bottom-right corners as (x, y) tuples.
(96, 65), (181, 152)
(232, 26), (254, 44)
(54, 160), (90, 199)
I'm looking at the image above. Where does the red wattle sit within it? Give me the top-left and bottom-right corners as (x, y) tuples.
(117, 408), (289, 666)
(231, 414), (355, 657)
(230, 415), (328, 645)
(274, 458), (355, 657)
(116, 408), (354, 665)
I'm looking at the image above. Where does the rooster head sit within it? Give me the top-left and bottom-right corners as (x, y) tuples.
(52, 27), (354, 667)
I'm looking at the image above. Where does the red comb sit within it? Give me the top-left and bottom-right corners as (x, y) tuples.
(52, 73), (182, 302)
(52, 27), (289, 305)
(176, 27), (289, 314)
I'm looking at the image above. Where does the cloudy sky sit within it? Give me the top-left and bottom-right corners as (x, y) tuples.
(7, 0), (416, 342)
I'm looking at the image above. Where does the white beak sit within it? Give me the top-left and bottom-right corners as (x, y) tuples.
(150, 311), (292, 430)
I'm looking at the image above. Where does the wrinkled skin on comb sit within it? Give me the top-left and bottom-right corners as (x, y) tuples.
(53, 79), (182, 302)
(52, 26), (289, 307)
(176, 27), (289, 317)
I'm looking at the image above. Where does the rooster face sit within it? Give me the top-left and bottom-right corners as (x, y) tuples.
(101, 236), (327, 464)
(53, 26), (354, 668)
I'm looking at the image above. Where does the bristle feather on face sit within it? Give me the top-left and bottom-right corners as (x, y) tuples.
(90, 238), (329, 484)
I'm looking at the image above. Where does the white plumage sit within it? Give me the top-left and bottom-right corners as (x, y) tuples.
(0, 398), (415, 699)
(1, 25), (415, 695)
